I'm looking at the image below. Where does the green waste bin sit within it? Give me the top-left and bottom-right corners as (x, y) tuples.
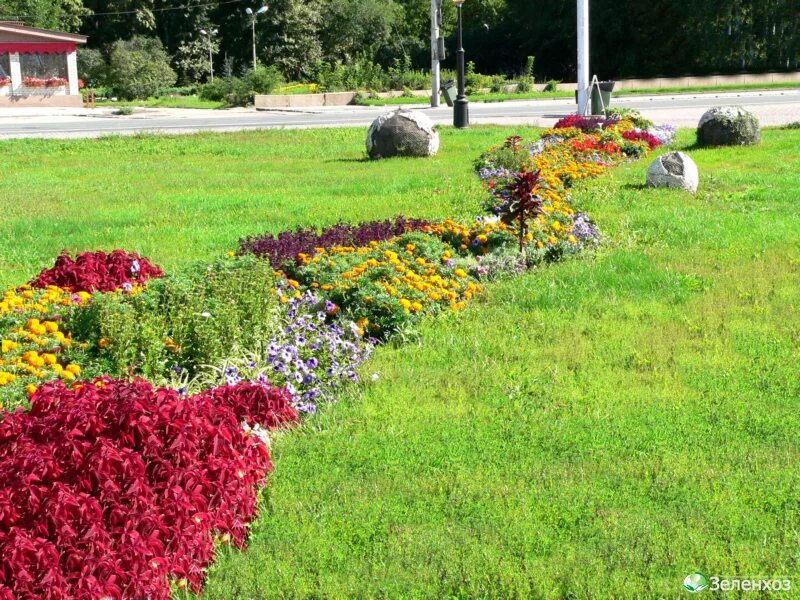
(440, 80), (456, 107)
(590, 80), (615, 115)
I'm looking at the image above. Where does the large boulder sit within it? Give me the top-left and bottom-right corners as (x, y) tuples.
(697, 106), (760, 147)
(646, 151), (699, 193)
(366, 109), (439, 159)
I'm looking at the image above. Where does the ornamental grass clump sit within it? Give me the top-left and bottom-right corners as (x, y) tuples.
(239, 216), (431, 268)
(0, 378), (298, 598)
(30, 250), (163, 293)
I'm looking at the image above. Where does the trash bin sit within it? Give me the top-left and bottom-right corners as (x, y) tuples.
(440, 80), (456, 107)
(590, 80), (615, 115)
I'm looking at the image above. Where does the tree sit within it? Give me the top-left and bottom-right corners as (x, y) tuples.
(107, 35), (177, 99)
(258, 0), (323, 81)
(77, 46), (107, 87)
(0, 0), (89, 32)
(174, 36), (220, 84)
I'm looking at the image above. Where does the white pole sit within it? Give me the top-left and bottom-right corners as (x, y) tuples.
(577, 0), (589, 115)
(431, 0), (440, 107)
(252, 18), (257, 71)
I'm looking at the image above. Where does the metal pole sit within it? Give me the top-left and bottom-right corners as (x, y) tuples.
(209, 46), (214, 82)
(252, 18), (257, 71)
(453, 3), (469, 128)
(577, 0), (590, 115)
(430, 0), (440, 107)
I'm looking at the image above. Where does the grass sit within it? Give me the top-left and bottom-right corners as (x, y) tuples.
(2, 127), (800, 598)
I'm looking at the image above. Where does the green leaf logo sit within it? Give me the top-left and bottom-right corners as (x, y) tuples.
(683, 572), (710, 593)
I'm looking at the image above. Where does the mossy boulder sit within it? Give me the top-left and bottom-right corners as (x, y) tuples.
(697, 106), (760, 147)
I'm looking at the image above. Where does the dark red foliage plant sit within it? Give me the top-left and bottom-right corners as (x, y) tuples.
(0, 378), (298, 599)
(30, 250), (164, 293)
(503, 170), (544, 252)
(239, 216), (431, 268)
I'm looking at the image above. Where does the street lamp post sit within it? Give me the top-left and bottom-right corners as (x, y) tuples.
(245, 5), (269, 71)
(199, 28), (218, 82)
(452, 0), (469, 128)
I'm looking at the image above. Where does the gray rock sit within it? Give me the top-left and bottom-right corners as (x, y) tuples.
(366, 109), (439, 159)
(697, 106), (760, 146)
(646, 151), (699, 193)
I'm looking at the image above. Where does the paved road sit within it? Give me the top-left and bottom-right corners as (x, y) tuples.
(0, 89), (797, 139)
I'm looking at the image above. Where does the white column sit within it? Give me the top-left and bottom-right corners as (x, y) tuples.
(67, 50), (79, 96)
(430, 0), (440, 107)
(576, 0), (590, 115)
(10, 52), (21, 95)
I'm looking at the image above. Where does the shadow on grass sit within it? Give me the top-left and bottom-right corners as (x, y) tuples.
(325, 156), (371, 164)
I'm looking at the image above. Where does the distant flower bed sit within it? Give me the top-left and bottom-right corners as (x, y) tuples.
(0, 378), (297, 598)
(30, 250), (164, 293)
(0, 76), (9, 87)
(22, 76), (68, 88)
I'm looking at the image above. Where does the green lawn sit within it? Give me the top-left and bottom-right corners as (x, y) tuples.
(2, 127), (799, 598)
(93, 95), (227, 109)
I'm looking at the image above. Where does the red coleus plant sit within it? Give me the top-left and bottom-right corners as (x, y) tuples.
(621, 129), (662, 149)
(30, 250), (164, 293)
(503, 170), (544, 251)
(0, 378), (298, 598)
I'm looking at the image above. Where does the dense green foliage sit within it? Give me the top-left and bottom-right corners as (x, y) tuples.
(63, 255), (280, 382)
(2, 0), (797, 87)
(107, 35), (177, 100)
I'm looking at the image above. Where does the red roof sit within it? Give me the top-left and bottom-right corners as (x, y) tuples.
(0, 21), (86, 44)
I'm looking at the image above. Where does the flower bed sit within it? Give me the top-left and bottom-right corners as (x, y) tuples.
(22, 77), (68, 88)
(0, 77), (9, 88)
(0, 109), (675, 596)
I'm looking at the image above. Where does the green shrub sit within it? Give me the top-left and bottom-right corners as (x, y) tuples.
(198, 66), (282, 106)
(525, 55), (536, 82)
(77, 47), (107, 88)
(63, 255), (280, 382)
(107, 36), (177, 100)
(516, 80), (531, 93)
(544, 79), (560, 92)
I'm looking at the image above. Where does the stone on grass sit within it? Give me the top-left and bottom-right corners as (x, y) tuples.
(697, 106), (760, 147)
(646, 151), (699, 194)
(366, 109), (439, 159)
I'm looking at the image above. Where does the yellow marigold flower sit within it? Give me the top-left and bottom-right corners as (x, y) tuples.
(411, 301), (423, 312)
(453, 269), (467, 278)
(76, 291), (91, 303)
(61, 370), (76, 381)
(1, 340), (17, 353)
(321, 284), (333, 291)
(548, 236), (557, 244)
(287, 279), (300, 288)
(568, 235), (578, 244)
(405, 244), (415, 252)
(399, 298), (412, 310)
(42, 353), (57, 366)
(26, 384), (37, 395)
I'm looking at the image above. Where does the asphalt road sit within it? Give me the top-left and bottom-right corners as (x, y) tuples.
(0, 89), (797, 139)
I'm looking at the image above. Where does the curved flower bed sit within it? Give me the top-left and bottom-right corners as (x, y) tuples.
(0, 110), (675, 597)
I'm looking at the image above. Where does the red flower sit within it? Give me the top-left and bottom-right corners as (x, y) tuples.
(622, 129), (662, 149)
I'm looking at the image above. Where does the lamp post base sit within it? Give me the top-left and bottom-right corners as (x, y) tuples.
(454, 97), (469, 128)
